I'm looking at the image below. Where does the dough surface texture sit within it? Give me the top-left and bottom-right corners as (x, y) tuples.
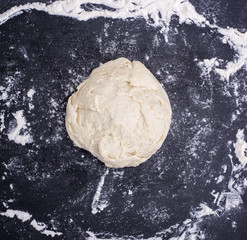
(66, 58), (172, 168)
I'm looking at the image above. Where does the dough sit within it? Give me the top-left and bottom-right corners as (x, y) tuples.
(66, 58), (172, 168)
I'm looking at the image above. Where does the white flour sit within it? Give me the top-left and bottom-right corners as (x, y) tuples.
(0, 87), (8, 100)
(196, 58), (220, 77)
(211, 129), (247, 213)
(27, 88), (35, 99)
(0, 74), (21, 108)
(7, 110), (33, 145)
(234, 129), (247, 165)
(30, 220), (47, 231)
(91, 169), (109, 214)
(229, 129), (247, 195)
(0, 111), (5, 132)
(215, 28), (247, 81)
(0, 0), (247, 239)
(27, 88), (35, 110)
(0, 209), (32, 222)
(86, 203), (215, 240)
(0, 209), (63, 237)
(0, 0), (247, 80)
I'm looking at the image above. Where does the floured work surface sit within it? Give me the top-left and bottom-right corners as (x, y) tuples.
(0, 1), (247, 239)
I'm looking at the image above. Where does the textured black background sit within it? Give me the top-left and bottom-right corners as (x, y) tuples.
(0, 1), (247, 239)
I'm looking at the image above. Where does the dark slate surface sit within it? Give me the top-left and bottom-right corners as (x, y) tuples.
(0, 1), (247, 240)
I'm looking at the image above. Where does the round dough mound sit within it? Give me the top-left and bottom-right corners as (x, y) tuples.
(66, 58), (172, 168)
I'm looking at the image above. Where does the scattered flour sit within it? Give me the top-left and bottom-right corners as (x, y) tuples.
(20, 46), (29, 60)
(91, 169), (109, 214)
(222, 164), (227, 173)
(224, 191), (243, 211)
(215, 28), (247, 81)
(112, 169), (124, 179)
(211, 129), (247, 212)
(0, 89), (8, 100)
(29, 103), (34, 110)
(49, 98), (60, 118)
(0, 72), (26, 108)
(86, 203), (214, 240)
(232, 221), (237, 229)
(7, 110), (33, 145)
(50, 98), (59, 109)
(0, 1), (246, 239)
(42, 229), (63, 237)
(27, 88), (35, 110)
(27, 88), (35, 99)
(30, 219), (46, 231)
(0, 112), (5, 132)
(2, 202), (8, 208)
(234, 129), (247, 165)
(227, 129), (247, 198)
(196, 58), (220, 77)
(191, 203), (216, 219)
(0, 209), (32, 222)
(0, 0), (246, 79)
(0, 209), (63, 237)
(216, 175), (224, 184)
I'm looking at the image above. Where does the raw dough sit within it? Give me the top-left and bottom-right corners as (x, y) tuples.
(66, 58), (172, 168)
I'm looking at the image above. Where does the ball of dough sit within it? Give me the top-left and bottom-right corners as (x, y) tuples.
(66, 58), (172, 168)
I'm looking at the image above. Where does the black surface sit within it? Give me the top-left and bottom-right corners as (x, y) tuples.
(0, 1), (247, 240)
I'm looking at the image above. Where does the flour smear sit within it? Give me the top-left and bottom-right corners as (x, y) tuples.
(0, 209), (63, 237)
(0, 0), (247, 240)
(91, 169), (109, 214)
(0, 0), (247, 80)
(7, 110), (33, 145)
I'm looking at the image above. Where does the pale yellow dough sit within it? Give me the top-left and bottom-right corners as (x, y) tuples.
(66, 58), (172, 168)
